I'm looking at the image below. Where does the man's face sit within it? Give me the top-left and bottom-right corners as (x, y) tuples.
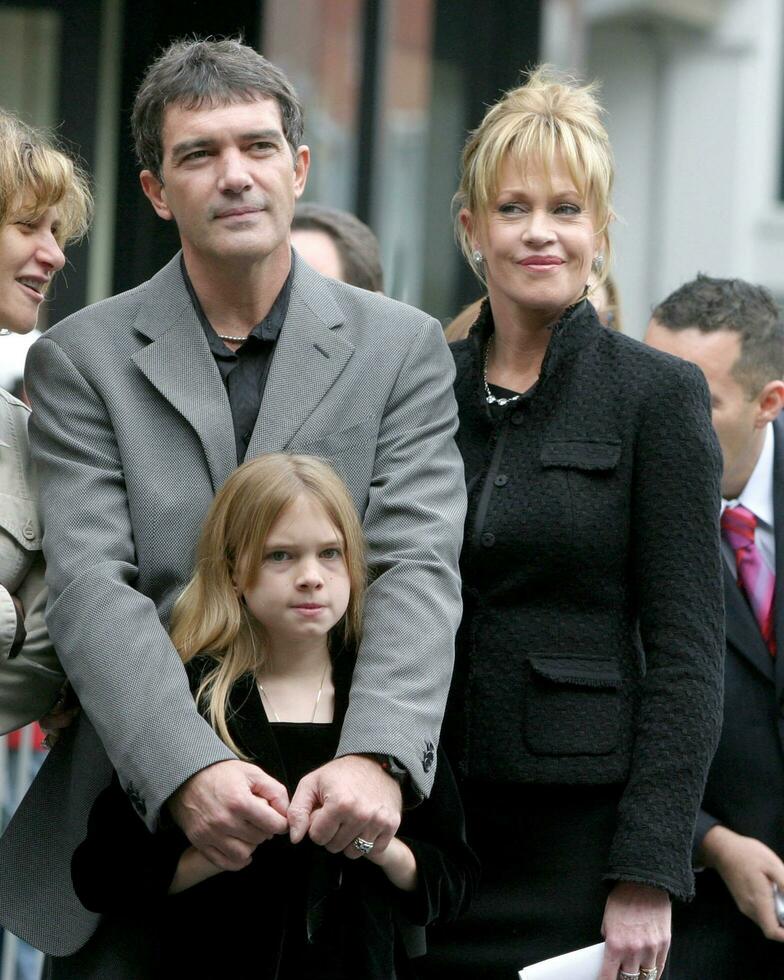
(645, 320), (762, 497)
(140, 96), (309, 268)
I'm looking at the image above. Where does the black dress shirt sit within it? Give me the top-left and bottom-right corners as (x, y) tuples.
(181, 255), (295, 463)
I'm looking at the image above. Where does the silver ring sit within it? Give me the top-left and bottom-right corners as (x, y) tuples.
(352, 836), (374, 855)
(618, 973), (640, 980)
(640, 970), (658, 980)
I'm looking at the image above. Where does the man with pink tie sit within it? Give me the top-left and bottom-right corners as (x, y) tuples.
(646, 275), (784, 978)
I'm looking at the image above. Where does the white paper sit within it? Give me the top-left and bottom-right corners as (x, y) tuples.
(519, 941), (606, 979)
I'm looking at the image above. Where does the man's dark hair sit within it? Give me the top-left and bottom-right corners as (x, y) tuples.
(292, 203), (384, 292)
(652, 274), (784, 396)
(132, 37), (304, 179)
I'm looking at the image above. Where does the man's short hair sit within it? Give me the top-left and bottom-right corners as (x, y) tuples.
(132, 37), (304, 179)
(292, 203), (384, 292)
(652, 274), (784, 396)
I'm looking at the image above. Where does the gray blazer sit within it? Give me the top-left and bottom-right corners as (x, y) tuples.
(0, 254), (465, 957)
(0, 386), (64, 733)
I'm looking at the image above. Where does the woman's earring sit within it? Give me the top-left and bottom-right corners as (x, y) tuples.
(592, 253), (604, 273)
(473, 249), (484, 265)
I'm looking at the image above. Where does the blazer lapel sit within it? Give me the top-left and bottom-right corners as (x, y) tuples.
(247, 259), (354, 457)
(131, 255), (237, 493)
(772, 418), (784, 696)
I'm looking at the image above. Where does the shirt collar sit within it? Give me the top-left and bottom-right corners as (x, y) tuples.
(180, 251), (295, 354)
(722, 421), (775, 528)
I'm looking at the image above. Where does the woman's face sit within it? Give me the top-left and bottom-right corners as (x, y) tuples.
(0, 204), (65, 334)
(466, 153), (599, 323)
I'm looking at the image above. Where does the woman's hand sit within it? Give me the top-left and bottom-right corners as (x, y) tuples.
(599, 882), (670, 980)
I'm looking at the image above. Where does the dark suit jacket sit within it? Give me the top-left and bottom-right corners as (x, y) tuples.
(445, 299), (725, 901)
(669, 417), (784, 978)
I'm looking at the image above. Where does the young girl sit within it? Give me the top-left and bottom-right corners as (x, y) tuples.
(71, 454), (477, 979)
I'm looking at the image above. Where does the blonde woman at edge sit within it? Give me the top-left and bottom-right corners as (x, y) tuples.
(420, 69), (723, 980)
(0, 109), (91, 733)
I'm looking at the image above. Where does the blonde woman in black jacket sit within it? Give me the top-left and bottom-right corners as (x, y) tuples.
(420, 69), (724, 980)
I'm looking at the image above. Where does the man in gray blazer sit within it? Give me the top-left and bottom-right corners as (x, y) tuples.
(0, 38), (464, 970)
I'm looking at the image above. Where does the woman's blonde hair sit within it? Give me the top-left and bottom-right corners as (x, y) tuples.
(0, 109), (92, 244)
(170, 454), (367, 757)
(454, 65), (614, 291)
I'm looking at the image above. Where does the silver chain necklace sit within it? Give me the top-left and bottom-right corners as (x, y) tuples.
(257, 659), (329, 723)
(483, 339), (525, 406)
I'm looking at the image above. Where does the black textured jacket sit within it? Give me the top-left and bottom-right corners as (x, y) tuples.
(444, 298), (724, 901)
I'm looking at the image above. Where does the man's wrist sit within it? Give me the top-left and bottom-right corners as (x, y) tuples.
(363, 753), (409, 785)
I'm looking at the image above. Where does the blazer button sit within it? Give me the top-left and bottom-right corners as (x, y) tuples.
(481, 532), (495, 547)
(22, 521), (35, 541)
(494, 474), (508, 487)
(511, 412), (524, 426)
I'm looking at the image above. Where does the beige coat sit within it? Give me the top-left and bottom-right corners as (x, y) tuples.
(0, 386), (64, 733)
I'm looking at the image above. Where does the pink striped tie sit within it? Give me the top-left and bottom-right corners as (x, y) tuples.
(721, 504), (776, 657)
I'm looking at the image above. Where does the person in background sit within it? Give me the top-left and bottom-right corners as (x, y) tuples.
(0, 107), (90, 980)
(591, 272), (622, 331)
(291, 202), (384, 292)
(645, 275), (784, 979)
(421, 68), (724, 980)
(0, 108), (90, 733)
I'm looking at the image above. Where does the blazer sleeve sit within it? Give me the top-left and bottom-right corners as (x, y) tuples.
(393, 747), (479, 926)
(605, 358), (724, 901)
(71, 776), (187, 914)
(25, 336), (235, 830)
(335, 319), (466, 799)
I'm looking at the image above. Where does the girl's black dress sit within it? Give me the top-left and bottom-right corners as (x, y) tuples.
(71, 651), (478, 979)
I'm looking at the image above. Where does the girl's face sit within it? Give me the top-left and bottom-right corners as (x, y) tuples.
(0, 203), (65, 334)
(241, 493), (351, 649)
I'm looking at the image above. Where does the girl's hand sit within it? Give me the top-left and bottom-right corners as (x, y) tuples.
(599, 882), (671, 980)
(365, 836), (418, 892)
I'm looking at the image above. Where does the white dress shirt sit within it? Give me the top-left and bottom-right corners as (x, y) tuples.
(721, 422), (775, 573)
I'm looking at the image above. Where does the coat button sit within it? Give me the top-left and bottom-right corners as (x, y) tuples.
(511, 412), (524, 426)
(494, 474), (508, 487)
(481, 532), (495, 547)
(22, 521), (35, 541)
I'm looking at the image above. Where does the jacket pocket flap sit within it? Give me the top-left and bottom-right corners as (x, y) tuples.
(528, 654), (621, 687)
(540, 440), (621, 470)
(0, 492), (41, 550)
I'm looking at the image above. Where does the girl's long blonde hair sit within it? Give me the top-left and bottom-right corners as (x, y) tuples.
(170, 454), (367, 757)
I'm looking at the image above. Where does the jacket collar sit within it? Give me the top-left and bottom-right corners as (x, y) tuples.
(459, 295), (601, 412)
(130, 252), (356, 491)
